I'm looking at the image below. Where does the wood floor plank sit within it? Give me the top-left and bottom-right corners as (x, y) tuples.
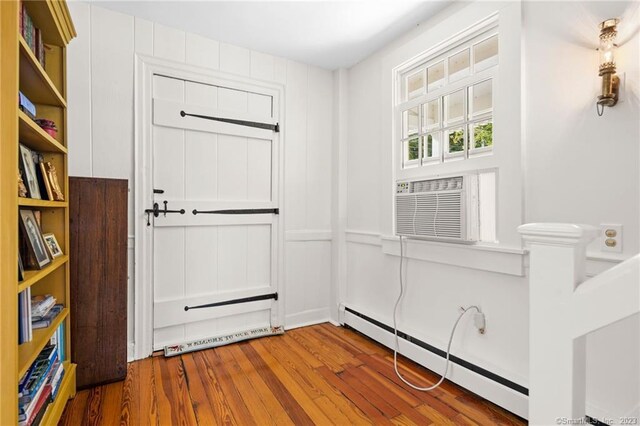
(244, 339), (332, 425)
(188, 351), (236, 425)
(260, 335), (372, 425)
(339, 367), (402, 418)
(180, 354), (220, 426)
(320, 323), (389, 356)
(61, 324), (525, 426)
(287, 328), (347, 372)
(348, 366), (433, 425)
(216, 345), (278, 425)
(358, 365), (422, 408)
(152, 355), (198, 426)
(280, 334), (325, 368)
(226, 343), (295, 425)
(305, 327), (365, 366)
(99, 381), (124, 425)
(83, 385), (104, 425)
(199, 348), (256, 426)
(58, 386), (89, 426)
(316, 365), (393, 425)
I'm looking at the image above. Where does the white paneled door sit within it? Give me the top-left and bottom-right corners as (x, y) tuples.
(149, 75), (280, 350)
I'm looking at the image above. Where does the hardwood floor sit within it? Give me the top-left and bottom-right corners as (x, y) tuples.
(59, 323), (525, 425)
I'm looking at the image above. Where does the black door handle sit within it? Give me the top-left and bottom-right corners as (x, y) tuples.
(145, 201), (186, 226)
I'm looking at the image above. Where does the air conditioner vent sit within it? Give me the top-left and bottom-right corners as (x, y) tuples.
(411, 177), (463, 193)
(395, 175), (478, 242)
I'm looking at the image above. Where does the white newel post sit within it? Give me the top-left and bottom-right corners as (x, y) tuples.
(518, 223), (598, 425)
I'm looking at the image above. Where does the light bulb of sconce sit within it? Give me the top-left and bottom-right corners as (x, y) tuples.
(598, 18), (619, 73)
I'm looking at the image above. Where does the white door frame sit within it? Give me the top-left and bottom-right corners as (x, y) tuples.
(133, 54), (285, 360)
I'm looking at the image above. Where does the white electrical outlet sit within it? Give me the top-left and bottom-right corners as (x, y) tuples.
(600, 224), (622, 253)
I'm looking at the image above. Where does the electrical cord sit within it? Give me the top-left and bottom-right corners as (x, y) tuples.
(393, 235), (481, 391)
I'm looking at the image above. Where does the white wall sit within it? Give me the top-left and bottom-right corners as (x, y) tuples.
(66, 3), (334, 357)
(524, 2), (640, 420)
(343, 0), (639, 420)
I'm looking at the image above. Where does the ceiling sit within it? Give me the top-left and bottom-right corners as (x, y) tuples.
(85, 1), (452, 69)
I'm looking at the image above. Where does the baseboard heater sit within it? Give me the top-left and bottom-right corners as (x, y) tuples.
(344, 307), (528, 396)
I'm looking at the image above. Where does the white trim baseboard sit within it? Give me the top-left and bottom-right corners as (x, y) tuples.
(285, 308), (331, 330)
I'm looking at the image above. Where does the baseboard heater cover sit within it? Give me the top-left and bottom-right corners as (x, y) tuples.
(344, 307), (528, 395)
(163, 325), (284, 357)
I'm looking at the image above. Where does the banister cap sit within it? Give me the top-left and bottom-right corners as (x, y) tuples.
(518, 223), (598, 245)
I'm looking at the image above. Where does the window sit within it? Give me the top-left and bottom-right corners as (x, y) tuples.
(397, 33), (498, 169)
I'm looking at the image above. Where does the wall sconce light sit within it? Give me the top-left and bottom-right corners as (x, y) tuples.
(596, 18), (620, 116)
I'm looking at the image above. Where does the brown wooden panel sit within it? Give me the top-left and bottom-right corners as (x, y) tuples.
(69, 177), (128, 389)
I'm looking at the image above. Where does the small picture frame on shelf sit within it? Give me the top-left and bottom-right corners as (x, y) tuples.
(18, 144), (41, 199)
(18, 209), (50, 269)
(44, 161), (64, 201)
(42, 233), (63, 259)
(39, 162), (53, 200)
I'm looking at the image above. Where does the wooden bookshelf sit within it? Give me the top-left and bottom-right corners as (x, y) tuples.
(0, 1), (76, 424)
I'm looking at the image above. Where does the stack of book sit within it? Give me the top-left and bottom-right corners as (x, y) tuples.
(18, 344), (65, 426)
(19, 1), (46, 67)
(32, 304), (63, 330)
(18, 288), (32, 344)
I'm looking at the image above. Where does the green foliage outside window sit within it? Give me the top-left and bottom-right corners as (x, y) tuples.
(425, 134), (433, 157)
(448, 129), (465, 152)
(407, 137), (420, 160)
(474, 122), (493, 148)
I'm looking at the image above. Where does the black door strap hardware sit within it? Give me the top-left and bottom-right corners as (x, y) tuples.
(180, 110), (279, 133)
(184, 292), (278, 311)
(192, 208), (279, 216)
(145, 201), (186, 226)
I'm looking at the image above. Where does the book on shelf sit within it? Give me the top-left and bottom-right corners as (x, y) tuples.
(31, 294), (56, 319)
(32, 304), (63, 330)
(49, 323), (65, 363)
(18, 383), (51, 426)
(19, 1), (46, 68)
(19, 345), (57, 399)
(18, 287), (32, 344)
(18, 92), (36, 120)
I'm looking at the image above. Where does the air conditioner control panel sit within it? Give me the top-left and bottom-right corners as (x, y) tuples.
(396, 182), (409, 194)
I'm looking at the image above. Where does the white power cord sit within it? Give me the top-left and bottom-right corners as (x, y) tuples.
(393, 235), (482, 391)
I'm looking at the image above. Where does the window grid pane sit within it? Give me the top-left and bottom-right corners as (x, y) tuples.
(398, 32), (498, 168)
(422, 99), (441, 132)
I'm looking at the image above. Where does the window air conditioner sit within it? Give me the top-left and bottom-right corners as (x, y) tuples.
(395, 175), (479, 242)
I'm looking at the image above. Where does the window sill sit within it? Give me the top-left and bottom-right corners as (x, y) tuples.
(346, 230), (526, 276)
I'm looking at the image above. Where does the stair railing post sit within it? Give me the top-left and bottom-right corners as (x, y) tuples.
(518, 223), (598, 425)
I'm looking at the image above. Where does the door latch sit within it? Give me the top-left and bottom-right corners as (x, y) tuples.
(145, 201), (186, 226)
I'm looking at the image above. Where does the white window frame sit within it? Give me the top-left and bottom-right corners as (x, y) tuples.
(394, 18), (500, 180)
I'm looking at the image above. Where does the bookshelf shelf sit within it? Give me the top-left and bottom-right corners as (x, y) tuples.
(18, 36), (66, 107)
(18, 110), (67, 153)
(40, 362), (76, 425)
(18, 255), (69, 294)
(18, 307), (69, 378)
(18, 197), (68, 209)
